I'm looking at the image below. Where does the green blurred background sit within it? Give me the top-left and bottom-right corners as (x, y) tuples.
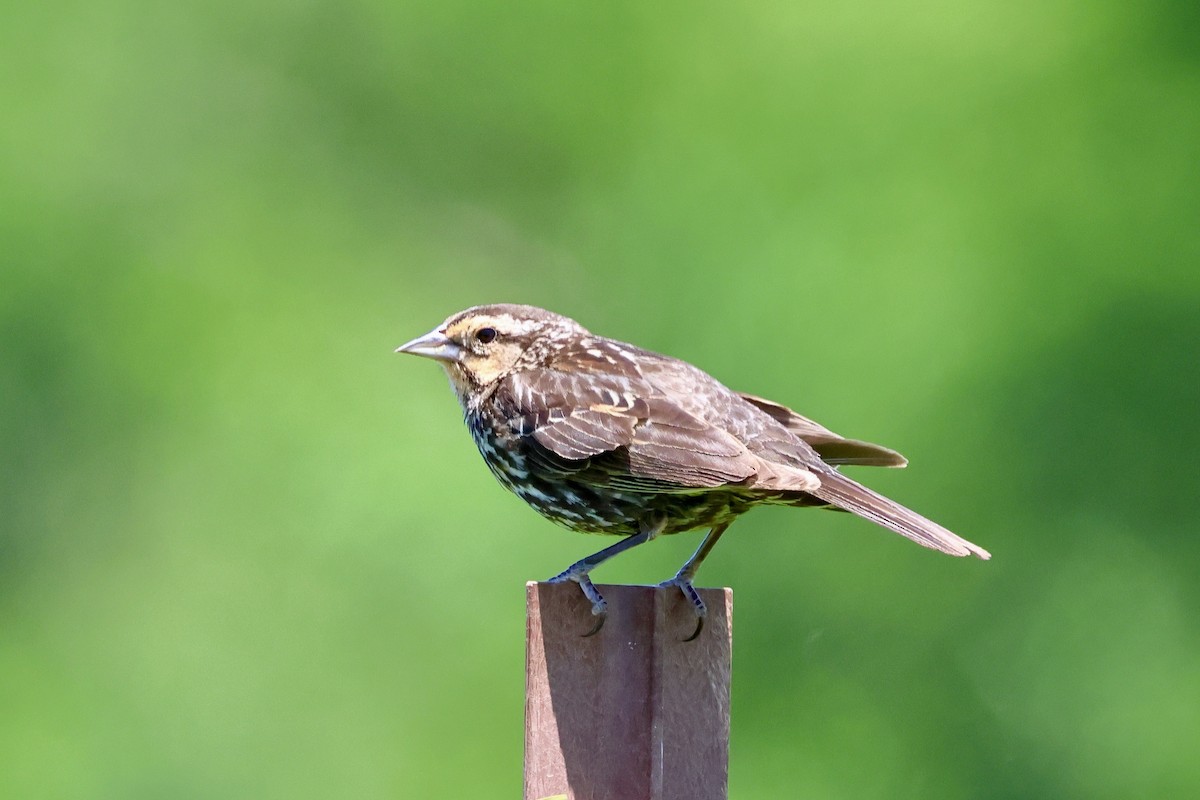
(3, 1), (1198, 797)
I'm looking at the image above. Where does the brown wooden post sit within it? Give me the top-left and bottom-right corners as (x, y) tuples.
(524, 581), (733, 800)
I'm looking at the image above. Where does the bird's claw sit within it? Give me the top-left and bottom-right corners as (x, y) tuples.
(549, 568), (706, 640)
(660, 575), (707, 641)
(549, 570), (608, 637)
(582, 609), (607, 638)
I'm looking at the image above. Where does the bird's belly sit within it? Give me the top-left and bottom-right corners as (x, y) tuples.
(514, 477), (745, 536)
(472, 427), (746, 535)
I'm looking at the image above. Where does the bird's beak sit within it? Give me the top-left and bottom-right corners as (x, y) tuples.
(395, 330), (463, 363)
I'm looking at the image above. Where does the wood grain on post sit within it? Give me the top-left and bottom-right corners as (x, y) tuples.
(524, 581), (733, 800)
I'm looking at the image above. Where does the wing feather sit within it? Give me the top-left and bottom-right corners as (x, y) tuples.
(529, 408), (636, 460)
(738, 392), (908, 468)
(627, 425), (756, 487)
(505, 368), (765, 489)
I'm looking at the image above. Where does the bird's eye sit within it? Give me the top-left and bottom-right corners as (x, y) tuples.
(475, 327), (498, 344)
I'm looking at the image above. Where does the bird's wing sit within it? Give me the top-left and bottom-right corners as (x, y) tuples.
(737, 392), (908, 468)
(504, 368), (814, 490)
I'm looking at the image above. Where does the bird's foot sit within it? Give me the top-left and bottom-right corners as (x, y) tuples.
(547, 569), (608, 637)
(659, 574), (707, 641)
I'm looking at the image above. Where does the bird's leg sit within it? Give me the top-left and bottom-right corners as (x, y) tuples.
(661, 521), (732, 641)
(548, 517), (666, 637)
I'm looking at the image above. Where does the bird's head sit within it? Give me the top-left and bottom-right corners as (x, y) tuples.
(397, 304), (586, 403)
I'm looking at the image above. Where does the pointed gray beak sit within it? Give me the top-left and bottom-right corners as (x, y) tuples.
(395, 330), (463, 363)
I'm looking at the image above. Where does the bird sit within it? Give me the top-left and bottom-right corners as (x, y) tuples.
(397, 304), (990, 639)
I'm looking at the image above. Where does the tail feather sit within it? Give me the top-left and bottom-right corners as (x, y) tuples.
(809, 470), (991, 560)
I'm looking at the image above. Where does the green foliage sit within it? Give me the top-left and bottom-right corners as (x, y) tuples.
(2, 1), (1198, 798)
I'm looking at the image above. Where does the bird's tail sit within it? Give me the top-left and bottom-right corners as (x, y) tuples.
(807, 470), (991, 559)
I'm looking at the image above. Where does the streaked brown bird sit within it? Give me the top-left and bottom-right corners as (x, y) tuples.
(398, 304), (990, 638)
